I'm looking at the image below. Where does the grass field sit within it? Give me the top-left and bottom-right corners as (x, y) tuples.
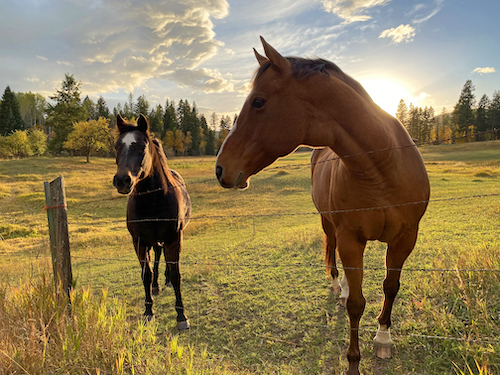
(0, 140), (499, 374)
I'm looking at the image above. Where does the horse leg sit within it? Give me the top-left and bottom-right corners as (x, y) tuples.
(165, 234), (189, 331)
(374, 225), (419, 359)
(322, 216), (339, 292)
(322, 216), (350, 303)
(135, 238), (154, 319)
(337, 233), (366, 375)
(152, 244), (162, 296)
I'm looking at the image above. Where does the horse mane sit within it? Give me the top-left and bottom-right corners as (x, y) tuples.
(254, 57), (374, 104)
(150, 138), (179, 194)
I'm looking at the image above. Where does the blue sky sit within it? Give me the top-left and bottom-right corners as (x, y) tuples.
(0, 0), (498, 118)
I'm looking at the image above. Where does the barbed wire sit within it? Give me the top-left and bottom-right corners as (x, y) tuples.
(7, 253), (500, 274)
(121, 192), (500, 224)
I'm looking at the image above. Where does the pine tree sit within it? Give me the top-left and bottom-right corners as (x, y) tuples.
(135, 95), (149, 118)
(476, 94), (490, 138)
(0, 86), (24, 135)
(82, 96), (97, 120)
(45, 74), (87, 152)
(163, 100), (178, 133)
(452, 80), (476, 141)
(96, 96), (110, 119)
(489, 91), (500, 139)
(396, 99), (408, 130)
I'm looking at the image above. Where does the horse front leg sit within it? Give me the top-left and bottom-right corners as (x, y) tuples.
(165, 234), (189, 331)
(337, 234), (366, 375)
(152, 244), (162, 296)
(374, 225), (419, 359)
(135, 238), (154, 319)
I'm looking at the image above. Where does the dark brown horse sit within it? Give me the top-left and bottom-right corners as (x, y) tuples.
(215, 37), (430, 374)
(113, 114), (191, 330)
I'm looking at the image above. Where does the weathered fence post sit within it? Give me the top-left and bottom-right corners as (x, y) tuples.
(44, 176), (73, 297)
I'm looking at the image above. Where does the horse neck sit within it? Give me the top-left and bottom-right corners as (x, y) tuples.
(304, 76), (410, 174)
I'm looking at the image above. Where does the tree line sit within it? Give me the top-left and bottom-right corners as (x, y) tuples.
(1, 75), (499, 160)
(396, 80), (500, 144)
(0, 74), (235, 160)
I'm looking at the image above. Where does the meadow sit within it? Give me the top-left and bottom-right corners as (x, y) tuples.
(0, 140), (499, 375)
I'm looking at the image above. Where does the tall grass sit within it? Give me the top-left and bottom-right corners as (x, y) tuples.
(0, 271), (236, 374)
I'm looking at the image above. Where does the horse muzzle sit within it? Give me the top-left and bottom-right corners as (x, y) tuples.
(113, 174), (133, 194)
(215, 166), (249, 190)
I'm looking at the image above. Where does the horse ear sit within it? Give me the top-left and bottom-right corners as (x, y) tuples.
(116, 114), (126, 132)
(254, 48), (268, 66)
(260, 36), (290, 71)
(137, 113), (149, 133)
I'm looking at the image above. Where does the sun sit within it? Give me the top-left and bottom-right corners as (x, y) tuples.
(358, 77), (412, 116)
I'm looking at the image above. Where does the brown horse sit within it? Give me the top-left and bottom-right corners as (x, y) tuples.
(215, 37), (430, 374)
(113, 114), (191, 330)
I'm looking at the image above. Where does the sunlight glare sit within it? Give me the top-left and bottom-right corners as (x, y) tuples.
(359, 78), (412, 116)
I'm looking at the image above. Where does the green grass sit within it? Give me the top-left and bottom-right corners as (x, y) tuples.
(0, 141), (499, 374)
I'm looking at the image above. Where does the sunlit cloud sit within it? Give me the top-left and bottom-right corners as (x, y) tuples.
(472, 67), (496, 75)
(379, 24), (416, 43)
(36, 55), (48, 61)
(320, 0), (392, 23)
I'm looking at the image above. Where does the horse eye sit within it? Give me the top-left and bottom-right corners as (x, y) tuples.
(252, 98), (266, 109)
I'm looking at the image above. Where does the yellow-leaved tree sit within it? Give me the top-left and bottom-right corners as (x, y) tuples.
(64, 117), (111, 162)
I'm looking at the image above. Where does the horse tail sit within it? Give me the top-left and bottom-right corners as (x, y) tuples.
(324, 233), (335, 277)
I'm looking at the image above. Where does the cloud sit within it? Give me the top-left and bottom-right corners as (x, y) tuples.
(379, 24), (416, 43)
(168, 68), (235, 93)
(3, 0), (233, 96)
(321, 0), (392, 23)
(472, 67), (496, 75)
(408, 0), (445, 24)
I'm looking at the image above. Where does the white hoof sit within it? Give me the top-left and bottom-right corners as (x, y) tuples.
(373, 325), (392, 359)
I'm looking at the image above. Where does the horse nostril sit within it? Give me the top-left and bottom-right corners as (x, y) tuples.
(215, 165), (223, 181)
(124, 175), (131, 186)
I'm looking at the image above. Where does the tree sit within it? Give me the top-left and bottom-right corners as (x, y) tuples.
(475, 94), (490, 140)
(64, 117), (111, 162)
(96, 96), (110, 119)
(148, 104), (164, 136)
(163, 100), (178, 133)
(135, 95), (150, 118)
(452, 80), (476, 141)
(0, 86), (24, 135)
(16, 91), (46, 129)
(396, 99), (408, 130)
(28, 129), (47, 156)
(489, 91), (500, 139)
(5, 130), (33, 157)
(45, 74), (87, 152)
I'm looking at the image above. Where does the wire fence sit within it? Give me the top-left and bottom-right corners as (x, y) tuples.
(2, 130), (500, 350)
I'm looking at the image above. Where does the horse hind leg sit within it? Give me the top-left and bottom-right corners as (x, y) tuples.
(322, 217), (349, 303)
(165, 235), (189, 331)
(374, 225), (419, 359)
(152, 244), (162, 296)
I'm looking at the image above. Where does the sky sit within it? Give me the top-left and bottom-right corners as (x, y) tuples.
(0, 0), (498, 119)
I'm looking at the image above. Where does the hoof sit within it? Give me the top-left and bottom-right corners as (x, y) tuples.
(165, 281), (173, 288)
(177, 319), (190, 331)
(152, 286), (160, 296)
(374, 341), (392, 359)
(143, 314), (155, 323)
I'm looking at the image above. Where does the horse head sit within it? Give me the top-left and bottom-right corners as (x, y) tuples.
(113, 114), (154, 194)
(215, 37), (311, 189)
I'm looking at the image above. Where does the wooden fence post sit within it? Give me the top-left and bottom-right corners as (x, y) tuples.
(44, 176), (73, 296)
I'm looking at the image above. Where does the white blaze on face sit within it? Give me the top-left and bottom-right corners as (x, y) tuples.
(121, 133), (137, 150)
